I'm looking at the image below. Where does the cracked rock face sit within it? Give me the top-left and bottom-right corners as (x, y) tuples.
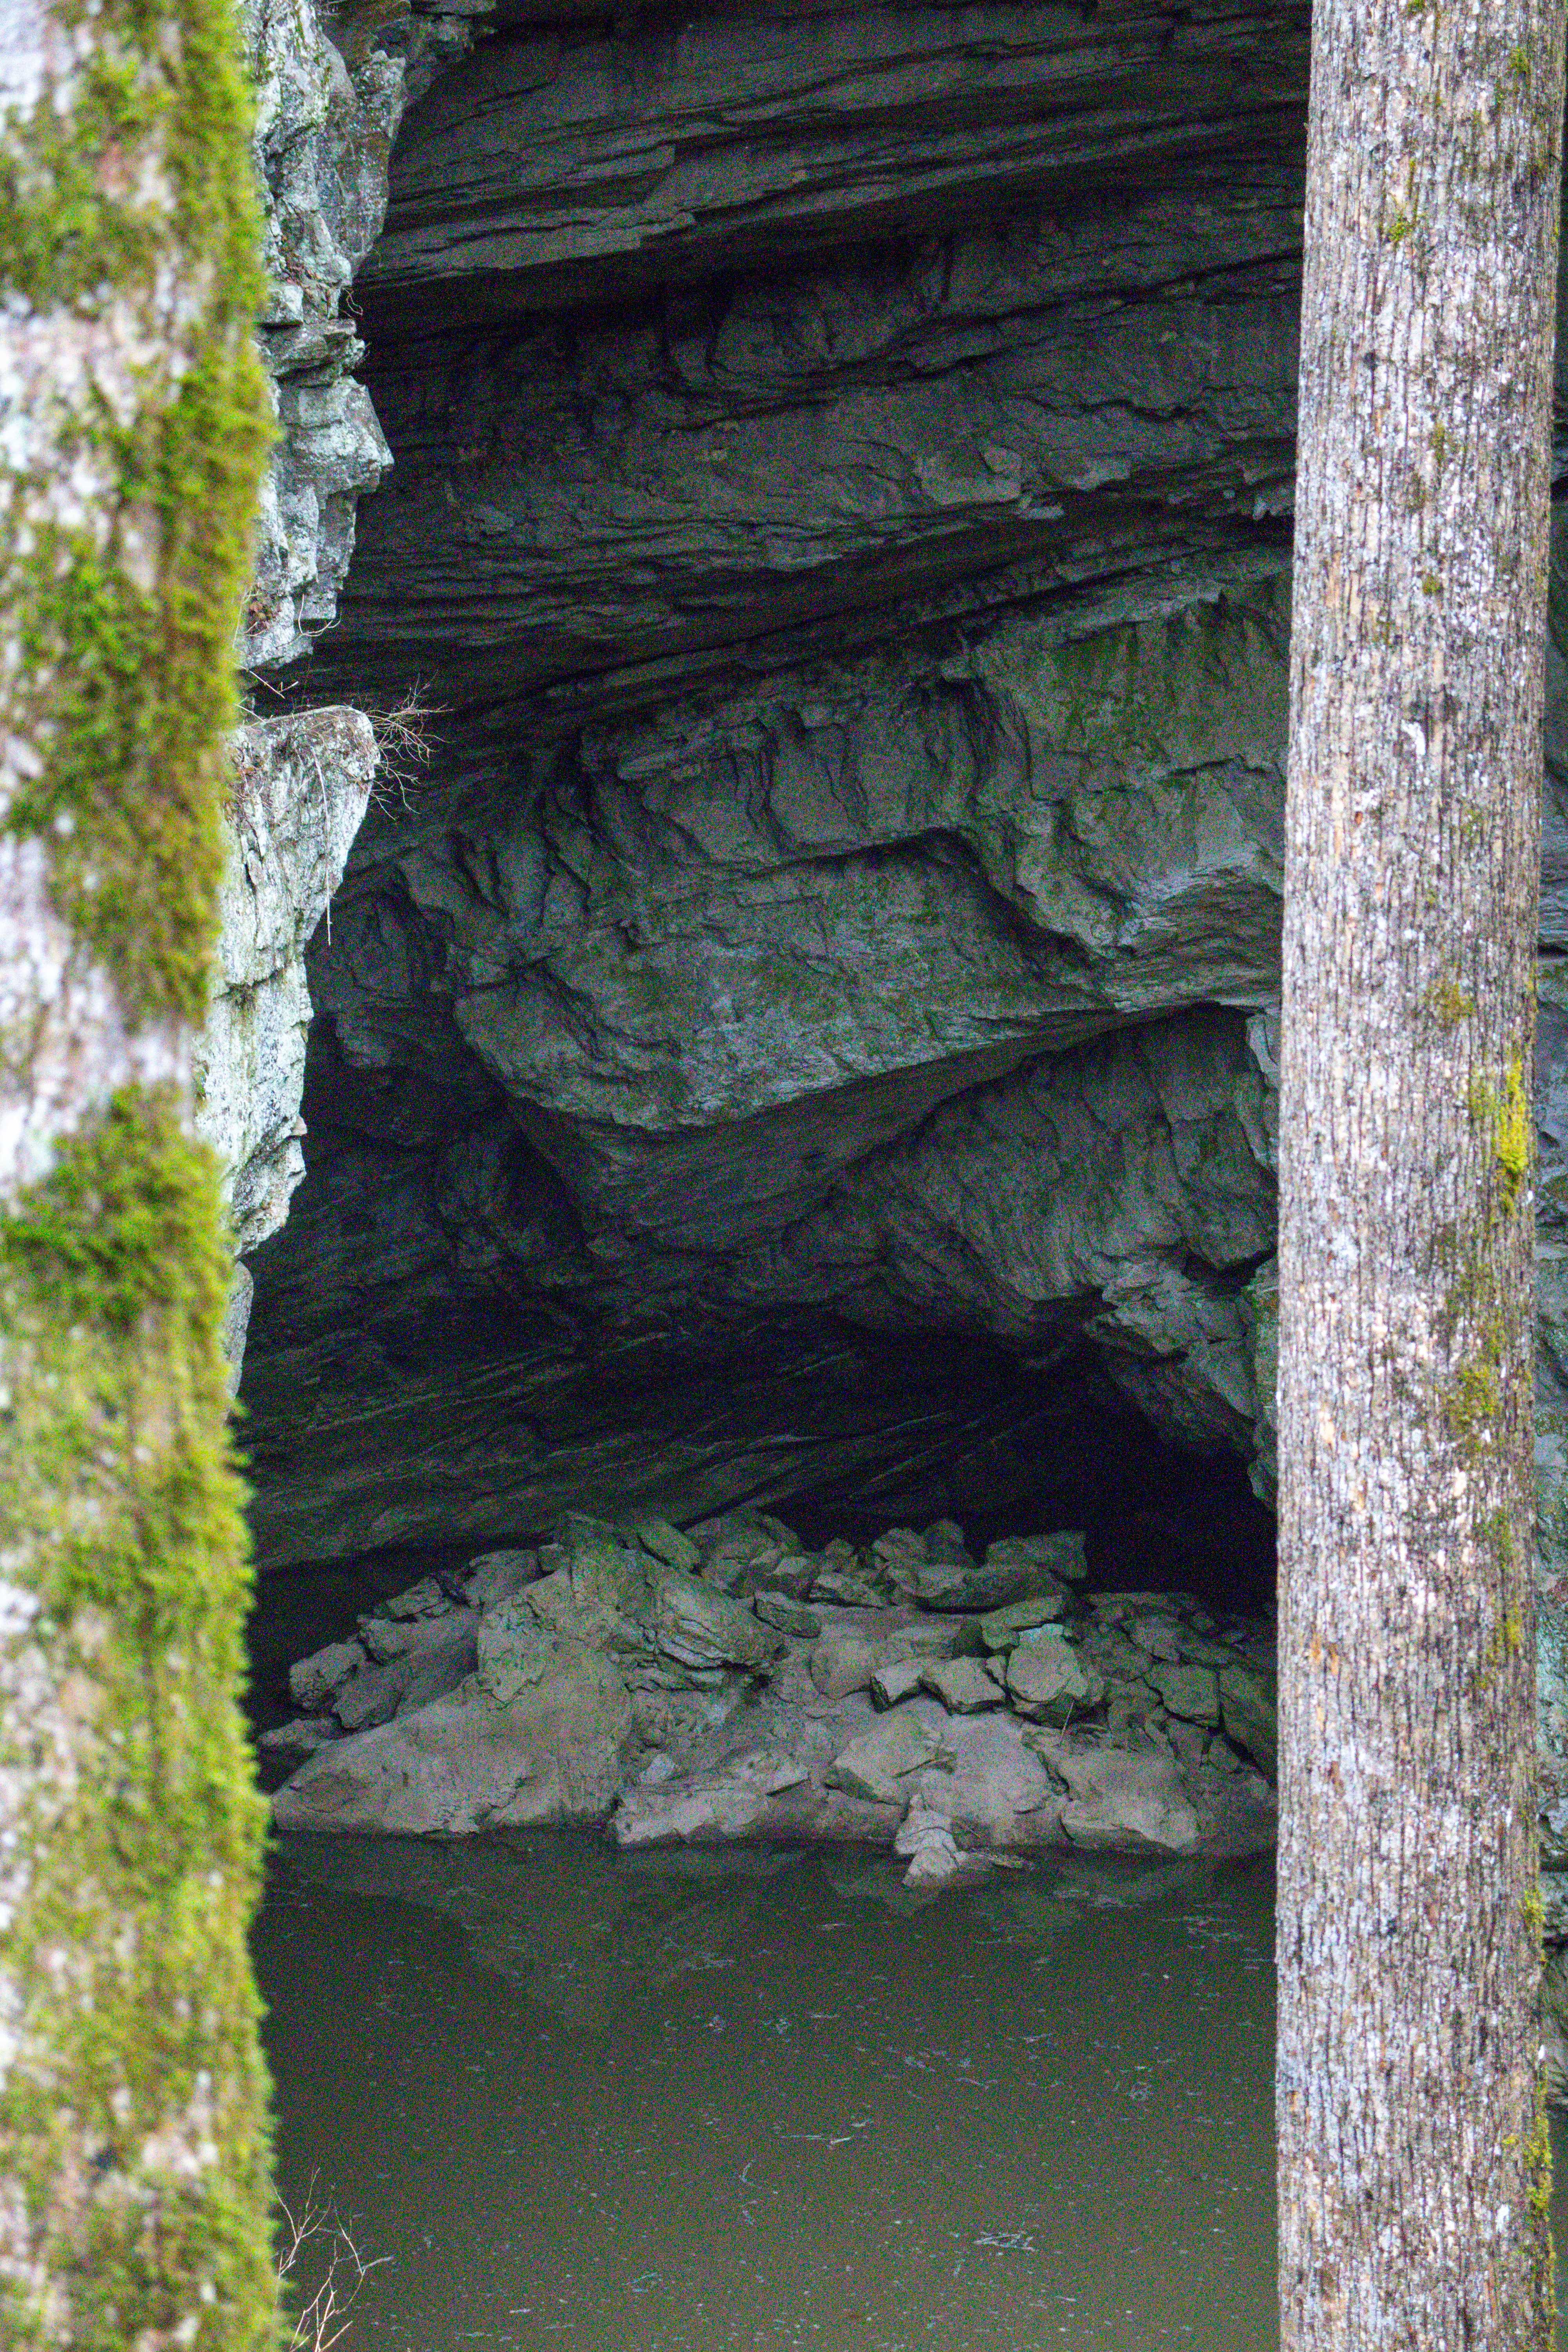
(203, 0), (485, 1363)
(240, 0), (481, 670)
(196, 707), (378, 1257)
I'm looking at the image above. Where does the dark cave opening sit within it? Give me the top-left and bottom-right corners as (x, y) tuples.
(241, 0), (1288, 1826)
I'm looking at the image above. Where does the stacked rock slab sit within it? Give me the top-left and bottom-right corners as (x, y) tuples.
(269, 1508), (1278, 1881)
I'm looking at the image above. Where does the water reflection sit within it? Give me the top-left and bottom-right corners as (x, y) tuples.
(256, 1834), (1568, 2350)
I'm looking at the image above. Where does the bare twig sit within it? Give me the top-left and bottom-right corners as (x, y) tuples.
(275, 2176), (390, 2352)
(363, 682), (444, 811)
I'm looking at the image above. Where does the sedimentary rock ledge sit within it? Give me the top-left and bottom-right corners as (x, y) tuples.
(361, 1), (1312, 318)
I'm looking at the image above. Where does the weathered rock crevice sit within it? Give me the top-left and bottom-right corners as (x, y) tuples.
(199, 0), (488, 1324)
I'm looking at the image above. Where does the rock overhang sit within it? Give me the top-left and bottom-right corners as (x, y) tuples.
(234, 0), (1562, 1779)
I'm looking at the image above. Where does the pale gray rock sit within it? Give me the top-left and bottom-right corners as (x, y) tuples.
(347, 1611), (479, 1717)
(260, 1715), (339, 1756)
(1218, 1665), (1278, 1782)
(978, 1595), (1068, 1653)
(358, 1609), (446, 1661)
(272, 1646), (635, 1835)
(400, 1637), (481, 1714)
(696, 1513), (804, 1595)
(196, 707), (377, 1267)
(653, 1573), (785, 1674)
(1006, 1636), (1105, 1726)
(1147, 1662), (1222, 1728)
(334, 1658), (411, 1731)
(634, 1519), (702, 1573)
(266, 1506), (1281, 1855)
(893, 1802), (970, 1893)
(809, 1629), (885, 1704)
(880, 1522), (975, 1609)
(827, 1711), (946, 1806)
(811, 1570), (887, 1610)
(870, 1657), (927, 1711)
(463, 1549), (541, 1609)
(881, 1619), (976, 1662)
(869, 1531), (930, 1594)
(921, 1657), (1006, 1714)
(1129, 1613), (1187, 1666)
(753, 1593), (822, 1641)
(1047, 1740), (1201, 1855)
(375, 1575), (454, 1621)
(288, 1638), (364, 1713)
(987, 1533), (1089, 1590)
(755, 1554), (820, 1602)
(613, 1780), (772, 1850)
(927, 1717), (1063, 1851)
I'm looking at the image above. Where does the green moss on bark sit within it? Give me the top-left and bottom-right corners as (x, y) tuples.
(0, 1092), (274, 2350)
(0, 0), (277, 2340)
(1469, 1055), (1534, 1221)
(0, 0), (272, 1026)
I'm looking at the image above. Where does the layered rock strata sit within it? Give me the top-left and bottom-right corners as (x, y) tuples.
(234, 6), (1568, 1826)
(357, 1), (1312, 318)
(240, 0), (483, 669)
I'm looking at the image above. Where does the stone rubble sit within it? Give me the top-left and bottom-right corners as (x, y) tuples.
(267, 1507), (1278, 1889)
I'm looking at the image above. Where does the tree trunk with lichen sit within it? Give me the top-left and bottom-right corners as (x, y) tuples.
(1278, 4), (1566, 2347)
(0, 2), (275, 2346)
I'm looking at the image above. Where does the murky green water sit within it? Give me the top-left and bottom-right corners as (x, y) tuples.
(257, 1835), (1568, 2352)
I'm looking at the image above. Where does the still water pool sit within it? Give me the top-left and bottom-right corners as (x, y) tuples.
(257, 1834), (1568, 2352)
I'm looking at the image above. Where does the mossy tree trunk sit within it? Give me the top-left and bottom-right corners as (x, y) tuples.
(1278, 3), (1566, 2346)
(0, 1), (276, 2345)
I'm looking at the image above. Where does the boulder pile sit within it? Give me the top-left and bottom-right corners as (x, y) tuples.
(266, 1510), (1277, 1887)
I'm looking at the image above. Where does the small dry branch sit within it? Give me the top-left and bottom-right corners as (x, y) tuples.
(365, 682), (443, 810)
(275, 2176), (390, 2352)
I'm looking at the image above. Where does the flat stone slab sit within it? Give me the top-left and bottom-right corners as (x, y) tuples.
(921, 1656), (1005, 1713)
(827, 1710), (944, 1804)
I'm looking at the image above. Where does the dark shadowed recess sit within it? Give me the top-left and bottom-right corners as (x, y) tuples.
(238, 0), (1292, 1713)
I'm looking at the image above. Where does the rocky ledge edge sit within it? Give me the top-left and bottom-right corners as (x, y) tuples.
(265, 1510), (1279, 1891)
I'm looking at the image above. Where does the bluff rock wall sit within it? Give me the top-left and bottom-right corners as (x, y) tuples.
(225, 1), (1568, 1786)
(197, 0), (486, 1328)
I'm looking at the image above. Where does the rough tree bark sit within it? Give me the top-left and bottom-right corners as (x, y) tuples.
(0, 0), (275, 2345)
(1278, 4), (1567, 2348)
